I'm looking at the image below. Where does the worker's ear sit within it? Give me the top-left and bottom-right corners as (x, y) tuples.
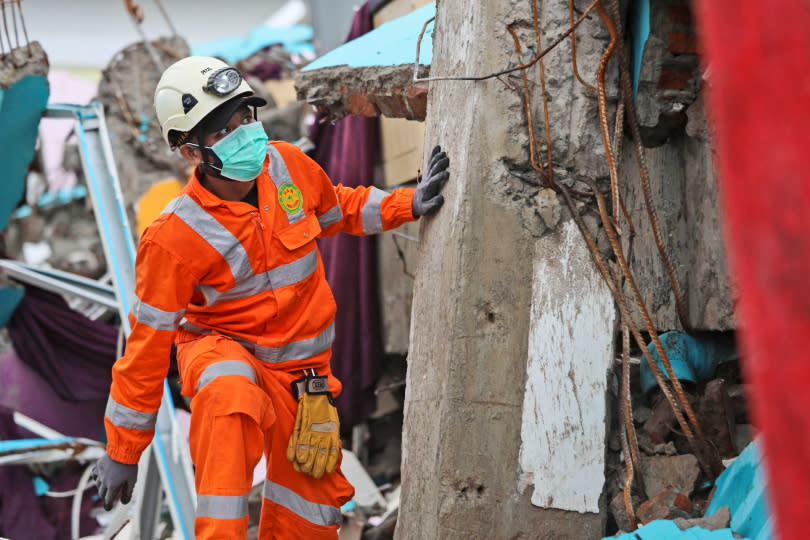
(178, 144), (202, 167)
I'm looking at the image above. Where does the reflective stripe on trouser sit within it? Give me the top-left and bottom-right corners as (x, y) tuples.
(176, 334), (354, 539)
(257, 367), (353, 539)
(179, 335), (273, 539)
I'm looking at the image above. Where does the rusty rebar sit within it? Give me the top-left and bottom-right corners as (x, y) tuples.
(569, 0), (597, 93)
(414, 0), (600, 84)
(582, 174), (722, 479)
(619, 324), (638, 527)
(0, 2), (12, 56)
(14, 0), (31, 55)
(608, 0), (693, 335)
(530, 0), (554, 186)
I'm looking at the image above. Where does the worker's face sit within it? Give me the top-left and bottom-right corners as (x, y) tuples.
(201, 105), (256, 147)
(178, 105), (256, 166)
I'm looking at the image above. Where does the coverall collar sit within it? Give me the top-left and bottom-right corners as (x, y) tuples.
(188, 154), (271, 216)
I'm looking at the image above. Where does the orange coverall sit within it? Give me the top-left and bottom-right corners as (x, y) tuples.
(103, 141), (416, 538)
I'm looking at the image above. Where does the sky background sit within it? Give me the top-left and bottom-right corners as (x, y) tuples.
(21, 0), (299, 69)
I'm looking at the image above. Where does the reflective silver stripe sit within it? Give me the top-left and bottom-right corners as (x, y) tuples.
(132, 296), (185, 331)
(267, 145), (305, 224)
(105, 396), (157, 431)
(318, 204), (342, 229)
(197, 360), (257, 392)
(268, 248), (317, 289)
(163, 194), (253, 283)
(246, 321), (335, 364)
(361, 187), (387, 235)
(263, 480), (341, 527)
(179, 318), (211, 335)
(197, 248), (318, 305)
(196, 494), (249, 520)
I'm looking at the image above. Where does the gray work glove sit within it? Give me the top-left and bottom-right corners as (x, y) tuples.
(90, 453), (138, 511)
(412, 145), (450, 217)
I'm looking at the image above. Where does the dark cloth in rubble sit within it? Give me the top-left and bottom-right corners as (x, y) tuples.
(310, 1), (383, 434)
(7, 285), (119, 401)
(0, 406), (98, 539)
(0, 406), (56, 539)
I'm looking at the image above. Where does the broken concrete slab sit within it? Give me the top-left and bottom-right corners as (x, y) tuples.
(674, 505), (731, 532)
(0, 41), (48, 89)
(698, 379), (737, 458)
(609, 491), (639, 533)
(95, 36), (191, 226)
(640, 454), (701, 498)
(295, 65), (429, 120)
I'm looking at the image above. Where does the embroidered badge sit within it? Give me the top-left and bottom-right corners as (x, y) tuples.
(278, 183), (303, 214)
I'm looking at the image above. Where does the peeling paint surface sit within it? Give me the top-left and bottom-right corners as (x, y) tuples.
(519, 219), (615, 513)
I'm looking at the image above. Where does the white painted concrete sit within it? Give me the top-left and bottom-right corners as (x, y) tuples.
(519, 219), (615, 513)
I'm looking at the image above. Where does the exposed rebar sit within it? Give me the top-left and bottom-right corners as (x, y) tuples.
(569, 0), (597, 92)
(608, 0), (693, 335)
(413, 0), (600, 83)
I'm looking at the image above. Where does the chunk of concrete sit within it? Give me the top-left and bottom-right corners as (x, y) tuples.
(640, 454), (701, 497)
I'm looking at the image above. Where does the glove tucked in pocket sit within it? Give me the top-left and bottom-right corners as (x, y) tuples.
(286, 374), (341, 479)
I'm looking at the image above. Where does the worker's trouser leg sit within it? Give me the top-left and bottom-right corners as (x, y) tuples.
(178, 335), (275, 539)
(258, 369), (354, 540)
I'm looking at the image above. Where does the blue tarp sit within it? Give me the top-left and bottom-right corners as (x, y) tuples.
(0, 75), (49, 232)
(191, 24), (314, 64)
(302, 2), (435, 71)
(609, 520), (740, 540)
(707, 440), (774, 540)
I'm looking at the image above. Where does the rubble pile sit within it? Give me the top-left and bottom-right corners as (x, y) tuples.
(604, 331), (751, 536)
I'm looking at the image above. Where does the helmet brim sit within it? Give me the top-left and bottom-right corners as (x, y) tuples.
(196, 93), (267, 137)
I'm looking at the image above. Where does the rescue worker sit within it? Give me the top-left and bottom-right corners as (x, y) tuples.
(90, 56), (449, 539)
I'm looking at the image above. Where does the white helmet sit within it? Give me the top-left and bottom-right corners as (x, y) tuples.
(154, 56), (266, 148)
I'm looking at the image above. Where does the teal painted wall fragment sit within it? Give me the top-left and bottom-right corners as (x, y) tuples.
(0, 286), (24, 327)
(302, 2), (435, 71)
(630, 0), (650, 99)
(0, 75), (50, 232)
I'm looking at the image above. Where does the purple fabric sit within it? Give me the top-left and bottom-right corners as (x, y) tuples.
(7, 285), (119, 402)
(310, 2), (383, 433)
(0, 349), (106, 440)
(0, 406), (57, 540)
(0, 406), (100, 539)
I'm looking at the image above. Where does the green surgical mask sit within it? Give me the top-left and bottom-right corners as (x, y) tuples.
(208, 122), (269, 182)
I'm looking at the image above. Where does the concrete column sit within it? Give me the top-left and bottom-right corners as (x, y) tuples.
(397, 1), (615, 538)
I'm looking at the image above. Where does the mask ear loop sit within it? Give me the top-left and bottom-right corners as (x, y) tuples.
(186, 134), (225, 177)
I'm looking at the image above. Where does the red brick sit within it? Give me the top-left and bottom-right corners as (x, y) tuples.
(374, 86), (406, 117)
(673, 492), (693, 513)
(668, 5), (692, 25)
(404, 83), (428, 120)
(658, 68), (693, 90)
(345, 92), (380, 117)
(668, 32), (698, 54)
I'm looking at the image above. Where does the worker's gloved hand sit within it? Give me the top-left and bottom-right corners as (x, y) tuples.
(412, 145), (450, 217)
(90, 453), (138, 511)
(287, 377), (341, 479)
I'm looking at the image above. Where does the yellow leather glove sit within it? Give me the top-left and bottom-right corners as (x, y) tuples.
(286, 375), (341, 479)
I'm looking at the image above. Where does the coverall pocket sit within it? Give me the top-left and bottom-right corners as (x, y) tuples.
(276, 214), (322, 251)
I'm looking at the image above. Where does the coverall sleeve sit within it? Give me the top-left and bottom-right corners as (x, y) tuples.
(104, 238), (197, 464)
(304, 151), (417, 237)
